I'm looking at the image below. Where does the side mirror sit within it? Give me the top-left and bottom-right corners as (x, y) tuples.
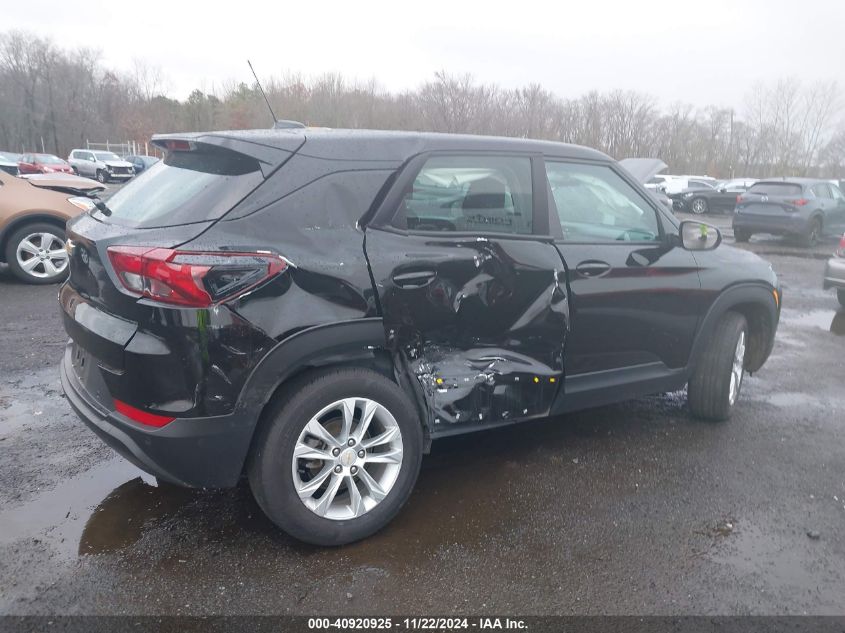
(679, 220), (722, 251)
(718, 187), (727, 193)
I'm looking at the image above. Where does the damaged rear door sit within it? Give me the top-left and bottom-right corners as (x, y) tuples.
(365, 152), (568, 434)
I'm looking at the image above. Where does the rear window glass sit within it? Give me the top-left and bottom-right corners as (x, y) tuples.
(98, 148), (263, 228)
(748, 182), (802, 196)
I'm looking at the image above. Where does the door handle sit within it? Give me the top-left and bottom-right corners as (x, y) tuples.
(392, 270), (437, 288)
(575, 260), (612, 278)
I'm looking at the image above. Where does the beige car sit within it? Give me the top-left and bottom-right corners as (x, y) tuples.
(0, 172), (104, 284)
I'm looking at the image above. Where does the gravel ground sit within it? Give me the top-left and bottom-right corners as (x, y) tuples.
(0, 212), (843, 616)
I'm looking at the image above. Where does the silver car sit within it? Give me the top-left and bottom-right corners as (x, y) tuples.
(823, 235), (845, 307)
(67, 149), (134, 184)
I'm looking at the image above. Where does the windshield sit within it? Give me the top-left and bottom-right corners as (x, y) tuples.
(94, 152), (121, 161)
(0, 153), (16, 162)
(748, 182), (803, 196)
(36, 155), (65, 164)
(99, 148), (264, 228)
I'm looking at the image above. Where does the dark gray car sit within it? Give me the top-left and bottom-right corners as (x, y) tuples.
(733, 178), (845, 247)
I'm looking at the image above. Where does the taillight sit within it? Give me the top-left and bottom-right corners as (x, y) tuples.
(107, 246), (287, 307)
(787, 198), (809, 207)
(163, 139), (195, 151)
(837, 234), (845, 257)
(114, 399), (175, 427)
(736, 195), (743, 204)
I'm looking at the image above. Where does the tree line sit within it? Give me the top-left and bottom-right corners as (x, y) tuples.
(1, 30), (843, 178)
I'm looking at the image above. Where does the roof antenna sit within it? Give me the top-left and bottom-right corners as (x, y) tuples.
(247, 60), (305, 130)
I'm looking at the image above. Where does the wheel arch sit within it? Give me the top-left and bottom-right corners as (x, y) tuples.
(234, 318), (431, 471)
(689, 283), (779, 375)
(0, 213), (67, 263)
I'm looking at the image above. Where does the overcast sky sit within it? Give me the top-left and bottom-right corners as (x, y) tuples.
(6, 0), (844, 111)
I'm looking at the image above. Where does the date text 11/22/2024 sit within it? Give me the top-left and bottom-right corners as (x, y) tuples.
(307, 617), (528, 630)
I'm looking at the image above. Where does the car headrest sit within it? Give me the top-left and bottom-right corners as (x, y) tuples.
(463, 177), (507, 210)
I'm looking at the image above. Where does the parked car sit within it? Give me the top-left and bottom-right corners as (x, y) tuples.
(67, 149), (135, 183)
(823, 234), (845, 307)
(0, 171), (104, 283)
(619, 158), (674, 212)
(0, 152), (20, 176)
(733, 179), (845, 246)
(672, 178), (758, 215)
(60, 129), (780, 546)
(17, 153), (74, 175)
(659, 176), (718, 195)
(123, 154), (159, 174)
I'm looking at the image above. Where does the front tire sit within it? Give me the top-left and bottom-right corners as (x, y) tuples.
(688, 312), (748, 421)
(691, 197), (709, 215)
(96, 170), (108, 184)
(248, 368), (423, 546)
(4, 223), (69, 284)
(734, 228), (751, 243)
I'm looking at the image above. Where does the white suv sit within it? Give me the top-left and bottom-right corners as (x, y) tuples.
(67, 149), (135, 183)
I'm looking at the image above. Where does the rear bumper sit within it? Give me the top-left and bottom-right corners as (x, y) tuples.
(823, 256), (845, 290)
(732, 213), (810, 236)
(60, 342), (253, 488)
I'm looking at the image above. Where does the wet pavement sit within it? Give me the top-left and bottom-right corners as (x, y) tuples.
(1, 218), (844, 615)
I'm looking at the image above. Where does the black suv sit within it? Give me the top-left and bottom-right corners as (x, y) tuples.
(60, 129), (780, 545)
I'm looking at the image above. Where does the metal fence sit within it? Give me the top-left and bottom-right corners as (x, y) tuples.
(85, 140), (162, 158)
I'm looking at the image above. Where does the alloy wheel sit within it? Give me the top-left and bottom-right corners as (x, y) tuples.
(728, 330), (745, 406)
(691, 198), (707, 214)
(292, 397), (404, 520)
(15, 232), (68, 280)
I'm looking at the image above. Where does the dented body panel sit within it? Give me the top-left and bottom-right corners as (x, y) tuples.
(366, 229), (568, 434)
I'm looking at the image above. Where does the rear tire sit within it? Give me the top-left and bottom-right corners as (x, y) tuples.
(691, 197), (709, 215)
(688, 312), (748, 421)
(800, 218), (822, 247)
(734, 229), (750, 243)
(838, 289), (845, 308)
(4, 222), (69, 285)
(247, 368), (423, 546)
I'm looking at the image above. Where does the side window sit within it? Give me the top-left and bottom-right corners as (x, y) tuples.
(394, 155), (533, 235)
(831, 185), (845, 202)
(811, 184), (832, 199)
(546, 161), (661, 242)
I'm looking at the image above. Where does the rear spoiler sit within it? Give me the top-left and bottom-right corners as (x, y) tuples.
(151, 132), (306, 178)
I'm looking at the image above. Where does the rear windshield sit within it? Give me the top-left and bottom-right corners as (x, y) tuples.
(748, 182), (803, 196)
(98, 148), (263, 228)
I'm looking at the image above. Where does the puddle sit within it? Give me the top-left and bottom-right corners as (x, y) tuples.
(0, 425), (538, 569)
(707, 519), (843, 606)
(780, 309), (845, 336)
(0, 458), (194, 559)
